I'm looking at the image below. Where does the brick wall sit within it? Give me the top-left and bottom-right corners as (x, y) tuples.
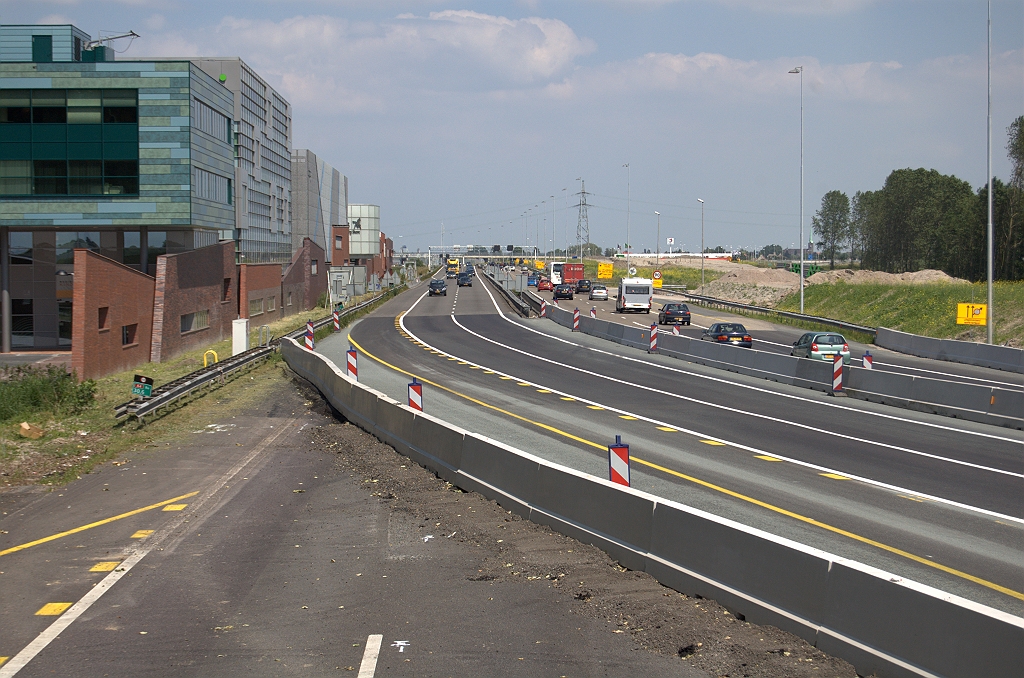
(71, 249), (155, 381)
(239, 263), (283, 321)
(282, 238), (327, 312)
(331, 225), (349, 265)
(150, 241), (236, 363)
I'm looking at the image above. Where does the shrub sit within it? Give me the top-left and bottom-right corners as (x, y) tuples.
(0, 365), (96, 423)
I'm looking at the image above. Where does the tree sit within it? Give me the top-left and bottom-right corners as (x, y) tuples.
(811, 190), (850, 270)
(1001, 116), (1024, 281)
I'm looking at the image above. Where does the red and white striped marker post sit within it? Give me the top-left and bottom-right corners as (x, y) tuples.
(540, 300), (547, 317)
(862, 350), (873, 369)
(304, 320), (314, 350)
(408, 378), (423, 411)
(608, 435), (630, 487)
(572, 308), (580, 331)
(671, 325), (680, 336)
(333, 309), (340, 331)
(649, 323), (658, 353)
(590, 307), (597, 319)
(347, 346), (358, 380)
(832, 355), (843, 393)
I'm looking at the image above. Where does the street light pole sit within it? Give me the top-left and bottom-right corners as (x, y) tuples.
(986, 0), (994, 344)
(655, 211), (661, 270)
(790, 65), (804, 314)
(697, 199), (705, 289)
(623, 163), (630, 273)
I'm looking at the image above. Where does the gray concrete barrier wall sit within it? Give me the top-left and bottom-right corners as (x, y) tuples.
(876, 327), (1024, 374)
(284, 337), (1024, 678)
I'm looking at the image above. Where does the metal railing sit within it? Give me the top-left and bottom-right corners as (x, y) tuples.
(671, 291), (877, 336)
(114, 289), (401, 422)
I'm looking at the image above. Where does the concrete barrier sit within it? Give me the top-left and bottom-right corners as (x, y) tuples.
(283, 336), (1024, 678)
(877, 327), (1024, 374)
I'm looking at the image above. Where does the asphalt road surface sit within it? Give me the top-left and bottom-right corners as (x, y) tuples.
(333, 273), (1024, 617)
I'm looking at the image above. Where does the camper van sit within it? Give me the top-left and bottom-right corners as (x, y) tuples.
(616, 277), (654, 313)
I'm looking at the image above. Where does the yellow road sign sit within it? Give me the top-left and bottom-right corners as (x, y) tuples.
(653, 278), (663, 288)
(956, 303), (987, 326)
(597, 263), (613, 279)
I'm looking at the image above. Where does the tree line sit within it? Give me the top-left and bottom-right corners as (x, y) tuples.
(811, 116), (1023, 281)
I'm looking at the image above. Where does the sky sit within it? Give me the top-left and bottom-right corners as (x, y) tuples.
(5, 0), (1022, 255)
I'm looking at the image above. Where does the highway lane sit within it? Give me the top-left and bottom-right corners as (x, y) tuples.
(533, 287), (1024, 392)
(340, 275), (1024, 616)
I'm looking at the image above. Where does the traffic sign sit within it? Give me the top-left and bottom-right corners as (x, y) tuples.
(666, 237), (675, 245)
(956, 303), (986, 326)
(132, 374), (153, 397)
(652, 270), (662, 279)
(597, 263), (613, 279)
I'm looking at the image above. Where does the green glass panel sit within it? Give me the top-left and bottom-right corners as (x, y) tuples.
(67, 108), (101, 124)
(67, 90), (102, 107)
(31, 90), (65, 106)
(31, 142), (67, 159)
(69, 160), (101, 176)
(0, 126), (31, 142)
(69, 177), (103, 195)
(0, 143), (30, 160)
(102, 124), (138, 141)
(67, 142), (103, 159)
(32, 124), (66, 142)
(102, 142), (138, 160)
(0, 91), (29, 106)
(102, 90), (137, 106)
(67, 124), (102, 142)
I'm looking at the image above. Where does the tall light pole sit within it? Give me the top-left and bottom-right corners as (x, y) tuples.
(655, 211), (661, 269)
(986, 0), (994, 344)
(623, 163), (631, 273)
(789, 65), (805, 313)
(550, 195), (556, 263)
(697, 199), (705, 289)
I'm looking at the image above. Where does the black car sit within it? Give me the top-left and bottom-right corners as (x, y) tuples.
(575, 279), (593, 293)
(428, 279), (447, 296)
(553, 284), (574, 300)
(658, 303), (691, 325)
(700, 322), (752, 347)
(457, 273), (473, 287)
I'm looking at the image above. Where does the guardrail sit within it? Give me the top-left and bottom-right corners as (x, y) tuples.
(281, 334), (1024, 678)
(115, 289), (400, 423)
(876, 327), (1024, 375)
(673, 292), (877, 337)
(481, 269), (531, 316)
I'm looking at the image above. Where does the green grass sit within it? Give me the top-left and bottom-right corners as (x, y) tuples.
(775, 281), (1024, 345)
(0, 365), (96, 424)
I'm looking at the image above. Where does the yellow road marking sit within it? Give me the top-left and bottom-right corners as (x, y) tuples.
(0, 491), (199, 558)
(447, 358), (457, 361)
(619, 415), (639, 420)
(90, 561), (121, 572)
(500, 376), (513, 380)
(755, 455), (783, 461)
(36, 603), (73, 616)
(517, 382), (531, 386)
(656, 426), (677, 432)
(470, 366), (481, 369)
(484, 370), (496, 374)
(354, 334), (1024, 602)
(162, 504), (188, 511)
(899, 495), (925, 502)
(458, 361), (469, 365)
(537, 389), (552, 393)
(131, 530), (155, 539)
(0, 657), (8, 667)
(820, 473), (850, 480)
(588, 406), (605, 410)
(560, 397), (575, 401)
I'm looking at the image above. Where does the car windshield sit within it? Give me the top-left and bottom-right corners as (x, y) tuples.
(664, 304), (680, 311)
(717, 324), (747, 333)
(816, 334), (845, 345)
(592, 285), (606, 291)
(430, 281), (443, 287)
(624, 285), (649, 295)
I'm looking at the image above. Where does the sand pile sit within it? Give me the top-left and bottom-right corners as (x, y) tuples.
(695, 267), (801, 306)
(805, 269), (969, 285)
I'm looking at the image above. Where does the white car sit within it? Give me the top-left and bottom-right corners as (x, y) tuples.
(589, 284), (609, 301)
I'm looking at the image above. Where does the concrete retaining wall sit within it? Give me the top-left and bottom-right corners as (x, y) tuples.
(877, 327), (1024, 374)
(283, 337), (1024, 678)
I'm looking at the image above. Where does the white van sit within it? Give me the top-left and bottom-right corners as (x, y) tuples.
(616, 277), (653, 313)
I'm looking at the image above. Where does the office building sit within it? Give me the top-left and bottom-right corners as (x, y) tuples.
(291, 149), (346, 263)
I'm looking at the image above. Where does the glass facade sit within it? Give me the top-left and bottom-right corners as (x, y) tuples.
(0, 89), (139, 196)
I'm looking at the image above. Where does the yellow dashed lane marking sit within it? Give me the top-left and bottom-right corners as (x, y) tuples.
(0, 491), (198, 558)
(484, 370), (496, 374)
(162, 504), (188, 511)
(560, 397), (575, 401)
(656, 426), (677, 432)
(517, 382), (531, 386)
(362, 330), (1024, 602)
(36, 603), (73, 616)
(899, 495), (926, 502)
(131, 530), (155, 539)
(458, 361), (469, 365)
(755, 455), (783, 461)
(90, 561), (121, 572)
(587, 405), (605, 410)
(619, 415), (638, 420)
(500, 376), (513, 380)
(537, 389), (552, 393)
(0, 657), (9, 667)
(820, 473), (850, 480)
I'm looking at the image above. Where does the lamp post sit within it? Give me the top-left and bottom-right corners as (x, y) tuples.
(623, 163), (630, 273)
(986, 0), (994, 344)
(655, 211), (661, 269)
(697, 199), (705, 289)
(789, 65), (804, 313)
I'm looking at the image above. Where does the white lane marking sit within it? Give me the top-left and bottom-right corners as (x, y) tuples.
(0, 422), (297, 678)
(503, 287), (1022, 445)
(398, 300), (1023, 525)
(357, 634), (384, 678)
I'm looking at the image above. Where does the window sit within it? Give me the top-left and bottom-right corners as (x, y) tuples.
(122, 323), (137, 346)
(180, 310), (210, 334)
(335, 235), (344, 250)
(98, 307), (110, 330)
(32, 35), (53, 64)
(222, 278), (231, 302)
(191, 98), (231, 143)
(266, 296), (276, 312)
(310, 259), (318, 275)
(9, 232), (32, 265)
(123, 231), (141, 266)
(58, 301), (72, 347)
(12, 299), (33, 348)
(56, 232), (100, 265)
(287, 292), (293, 306)
(193, 167), (231, 204)
(248, 298), (264, 316)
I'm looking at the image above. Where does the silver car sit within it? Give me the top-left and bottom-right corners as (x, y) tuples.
(791, 332), (851, 365)
(589, 284), (609, 301)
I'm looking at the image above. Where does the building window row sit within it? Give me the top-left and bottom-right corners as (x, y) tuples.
(0, 89), (137, 125)
(191, 97), (230, 143)
(180, 309), (210, 334)
(194, 166), (232, 204)
(0, 159), (138, 196)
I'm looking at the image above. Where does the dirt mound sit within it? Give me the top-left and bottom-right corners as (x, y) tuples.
(694, 267), (800, 306)
(714, 267), (801, 286)
(806, 269), (969, 285)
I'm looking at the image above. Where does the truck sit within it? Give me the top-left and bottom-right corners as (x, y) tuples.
(445, 258), (460, 278)
(548, 262), (583, 285)
(616, 277), (653, 313)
